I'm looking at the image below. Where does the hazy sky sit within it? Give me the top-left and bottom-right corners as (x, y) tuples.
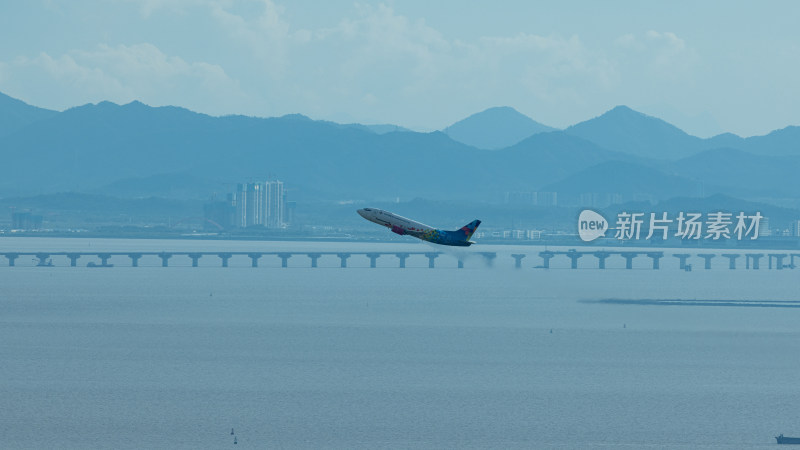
(1, 0), (799, 137)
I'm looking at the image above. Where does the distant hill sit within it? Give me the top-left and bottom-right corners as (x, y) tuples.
(704, 132), (745, 149)
(338, 123), (414, 134)
(497, 131), (641, 190)
(3, 91), (800, 207)
(0, 95), (638, 202)
(363, 124), (414, 134)
(565, 105), (706, 160)
(0, 92), (58, 137)
(92, 172), (229, 200)
(542, 160), (702, 201)
(742, 126), (800, 156)
(670, 148), (800, 197)
(564, 105), (800, 159)
(0, 99), (496, 201)
(443, 106), (555, 150)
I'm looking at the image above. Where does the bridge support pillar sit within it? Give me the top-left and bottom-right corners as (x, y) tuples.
(218, 253), (232, 268)
(511, 254), (526, 269)
(746, 253), (763, 270)
(566, 251), (582, 269)
(188, 253), (202, 267)
(67, 253), (81, 267)
(337, 253), (351, 268)
(248, 253), (262, 268)
(35, 253), (51, 266)
(539, 251), (554, 269)
(646, 252), (664, 270)
(480, 252), (497, 267)
(673, 253), (691, 270)
(769, 253), (787, 270)
(366, 253), (380, 268)
(620, 252), (638, 269)
(305, 253), (318, 268)
(424, 252), (439, 268)
(128, 253), (142, 267)
(158, 253), (172, 267)
(697, 254), (715, 270)
(98, 253), (112, 267)
(395, 253), (409, 268)
(5, 253), (18, 267)
(593, 252), (610, 269)
(722, 254), (739, 269)
(278, 253), (290, 269)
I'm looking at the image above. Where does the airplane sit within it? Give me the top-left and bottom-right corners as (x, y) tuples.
(357, 208), (481, 247)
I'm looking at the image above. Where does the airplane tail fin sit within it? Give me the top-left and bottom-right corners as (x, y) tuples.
(460, 219), (481, 241)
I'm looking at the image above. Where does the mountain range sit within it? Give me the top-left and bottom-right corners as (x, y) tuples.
(1, 91), (799, 213)
(443, 106), (556, 150)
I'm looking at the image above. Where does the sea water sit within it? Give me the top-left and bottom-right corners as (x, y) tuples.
(1, 238), (799, 449)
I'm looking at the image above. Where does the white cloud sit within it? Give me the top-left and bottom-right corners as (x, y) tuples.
(0, 3), (716, 132)
(128, 0), (212, 18)
(207, 0), (296, 78)
(614, 30), (698, 79)
(481, 33), (618, 97)
(324, 4), (450, 90)
(2, 43), (246, 114)
(273, 5), (620, 126)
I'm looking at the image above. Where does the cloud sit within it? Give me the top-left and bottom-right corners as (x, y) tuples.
(322, 4), (450, 91)
(0, 2), (710, 131)
(3, 43), (246, 114)
(128, 0), (212, 18)
(272, 4), (619, 124)
(614, 30), (698, 79)
(207, 0), (297, 78)
(480, 33), (618, 99)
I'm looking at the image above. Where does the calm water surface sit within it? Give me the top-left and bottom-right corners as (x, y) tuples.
(1, 238), (799, 449)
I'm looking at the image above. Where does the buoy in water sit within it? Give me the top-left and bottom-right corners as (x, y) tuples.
(234, 436), (238, 444)
(231, 428), (234, 435)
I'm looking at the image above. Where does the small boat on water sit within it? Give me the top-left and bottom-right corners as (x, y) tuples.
(776, 434), (800, 444)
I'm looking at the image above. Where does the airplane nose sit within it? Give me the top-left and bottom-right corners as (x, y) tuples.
(357, 209), (367, 218)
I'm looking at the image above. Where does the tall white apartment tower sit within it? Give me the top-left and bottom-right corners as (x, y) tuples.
(264, 180), (285, 228)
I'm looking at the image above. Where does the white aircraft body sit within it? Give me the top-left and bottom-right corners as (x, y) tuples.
(357, 208), (481, 247)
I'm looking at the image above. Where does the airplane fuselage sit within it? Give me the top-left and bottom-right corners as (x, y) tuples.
(357, 208), (480, 247)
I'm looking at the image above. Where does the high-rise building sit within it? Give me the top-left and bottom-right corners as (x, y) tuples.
(245, 182), (264, 227)
(264, 180), (285, 228)
(11, 211), (43, 231)
(233, 184), (245, 228)
(231, 180), (286, 229)
(759, 217), (771, 237)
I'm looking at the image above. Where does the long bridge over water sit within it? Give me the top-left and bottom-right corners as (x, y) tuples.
(0, 251), (495, 269)
(2, 249), (800, 270)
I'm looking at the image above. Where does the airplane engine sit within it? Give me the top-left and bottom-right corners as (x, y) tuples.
(390, 225), (406, 235)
